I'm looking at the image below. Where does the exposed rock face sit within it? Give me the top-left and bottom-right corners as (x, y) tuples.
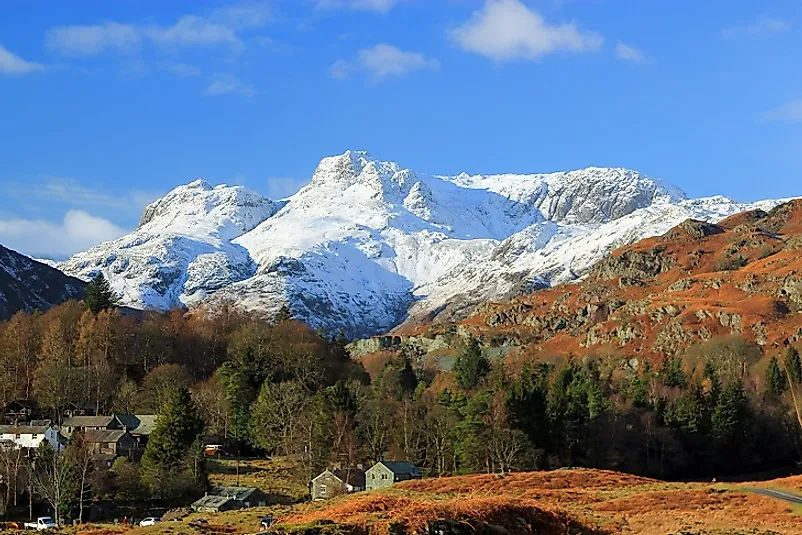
(0, 244), (85, 319)
(592, 246), (675, 282)
(665, 219), (725, 240)
(781, 277), (802, 307)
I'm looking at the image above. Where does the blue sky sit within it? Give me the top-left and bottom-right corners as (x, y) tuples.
(1, 0), (801, 258)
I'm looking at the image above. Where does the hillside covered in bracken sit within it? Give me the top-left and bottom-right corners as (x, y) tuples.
(453, 198), (802, 363)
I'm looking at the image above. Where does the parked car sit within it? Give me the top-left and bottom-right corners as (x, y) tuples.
(259, 517), (274, 531)
(139, 517), (161, 527)
(23, 517), (57, 530)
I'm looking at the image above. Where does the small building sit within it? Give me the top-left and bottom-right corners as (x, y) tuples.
(191, 486), (268, 513)
(81, 430), (140, 459)
(3, 400), (40, 425)
(0, 423), (61, 452)
(191, 495), (240, 514)
(65, 401), (101, 418)
(311, 468), (366, 500)
(115, 414), (157, 446)
(365, 461), (421, 491)
(61, 415), (119, 436)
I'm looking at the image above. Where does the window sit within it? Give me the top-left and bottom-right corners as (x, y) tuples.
(15, 434), (20, 439)
(32, 434), (38, 439)
(382, 474), (387, 480)
(320, 484), (327, 497)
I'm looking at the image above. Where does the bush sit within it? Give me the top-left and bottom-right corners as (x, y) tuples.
(714, 254), (748, 271)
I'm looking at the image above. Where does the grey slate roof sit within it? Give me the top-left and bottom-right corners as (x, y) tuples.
(209, 487), (258, 501)
(29, 420), (52, 427)
(120, 414), (157, 435)
(0, 425), (50, 435)
(376, 461), (421, 476)
(333, 468), (366, 488)
(192, 495), (236, 510)
(62, 415), (115, 428)
(81, 430), (128, 443)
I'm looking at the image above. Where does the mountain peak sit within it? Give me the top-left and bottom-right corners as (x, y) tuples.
(136, 181), (278, 239)
(309, 150), (407, 194)
(185, 178), (213, 190)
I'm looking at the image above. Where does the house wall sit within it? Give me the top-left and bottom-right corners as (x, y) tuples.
(311, 471), (345, 500)
(45, 428), (61, 451)
(0, 428), (60, 451)
(0, 432), (45, 449)
(365, 464), (395, 491)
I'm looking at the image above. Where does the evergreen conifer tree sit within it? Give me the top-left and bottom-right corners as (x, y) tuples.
(711, 380), (747, 442)
(766, 355), (787, 397)
(661, 357), (686, 388)
(83, 273), (117, 314)
(786, 346), (802, 385)
(141, 387), (205, 499)
(453, 337), (490, 390)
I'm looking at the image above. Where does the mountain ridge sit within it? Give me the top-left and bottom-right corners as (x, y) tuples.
(56, 150), (790, 337)
(0, 244), (85, 320)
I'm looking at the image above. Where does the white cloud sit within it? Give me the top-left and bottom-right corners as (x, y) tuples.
(723, 16), (792, 37)
(329, 59), (353, 80)
(0, 43), (45, 75)
(161, 62), (201, 77)
(761, 99), (802, 123)
(317, 0), (399, 13)
(2, 176), (160, 215)
(45, 2), (270, 56)
(0, 210), (127, 259)
(450, 0), (603, 61)
(145, 15), (240, 48)
(204, 74), (256, 96)
(332, 44), (439, 82)
(45, 22), (142, 56)
(211, 3), (272, 28)
(615, 42), (646, 65)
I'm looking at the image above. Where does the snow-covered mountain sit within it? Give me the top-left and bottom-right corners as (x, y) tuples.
(61, 180), (280, 309)
(58, 151), (787, 336)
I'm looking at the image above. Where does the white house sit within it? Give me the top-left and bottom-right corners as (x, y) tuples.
(0, 423), (62, 452)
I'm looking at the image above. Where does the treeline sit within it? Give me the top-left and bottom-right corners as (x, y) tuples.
(287, 335), (802, 481)
(2, 286), (802, 493)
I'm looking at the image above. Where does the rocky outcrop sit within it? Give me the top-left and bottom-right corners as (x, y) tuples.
(781, 276), (802, 307)
(665, 219), (725, 240)
(592, 246), (675, 282)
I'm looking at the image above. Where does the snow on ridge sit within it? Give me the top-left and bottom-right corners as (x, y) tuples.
(56, 149), (788, 337)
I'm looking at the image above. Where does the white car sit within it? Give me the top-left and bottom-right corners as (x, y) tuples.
(139, 517), (161, 527)
(23, 517), (57, 530)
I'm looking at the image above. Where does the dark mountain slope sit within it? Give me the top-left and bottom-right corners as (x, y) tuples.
(0, 244), (85, 319)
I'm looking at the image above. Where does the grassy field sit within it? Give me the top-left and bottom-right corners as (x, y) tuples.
(206, 456), (309, 504)
(5, 466), (802, 535)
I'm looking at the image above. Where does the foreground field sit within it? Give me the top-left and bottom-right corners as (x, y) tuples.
(20, 468), (802, 535)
